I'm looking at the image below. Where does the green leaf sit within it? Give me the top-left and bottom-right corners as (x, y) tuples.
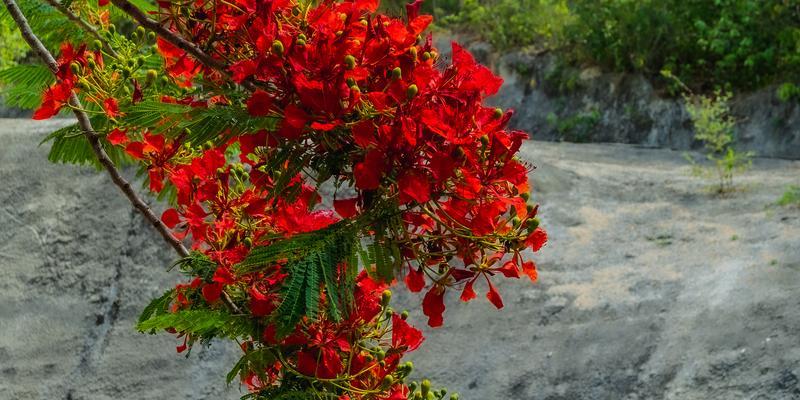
(137, 309), (254, 339)
(0, 64), (54, 109)
(137, 288), (175, 326)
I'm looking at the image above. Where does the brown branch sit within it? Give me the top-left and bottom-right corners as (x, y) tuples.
(3, 0), (241, 314)
(42, 0), (119, 58)
(109, 0), (257, 91)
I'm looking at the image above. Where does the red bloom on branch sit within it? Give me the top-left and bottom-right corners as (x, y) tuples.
(422, 285), (445, 327)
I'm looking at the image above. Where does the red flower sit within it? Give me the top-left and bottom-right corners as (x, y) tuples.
(398, 170), (431, 204)
(106, 128), (128, 146)
(391, 314), (424, 351)
(103, 98), (120, 118)
(526, 227), (548, 252)
(404, 266), (425, 293)
(246, 89), (273, 117)
(33, 82), (72, 120)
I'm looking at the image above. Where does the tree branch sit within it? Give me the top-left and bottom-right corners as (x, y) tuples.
(3, 0), (241, 314)
(42, 0), (119, 58)
(109, 0), (257, 91)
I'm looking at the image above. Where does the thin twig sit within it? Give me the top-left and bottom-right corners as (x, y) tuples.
(109, 0), (257, 91)
(3, 0), (241, 314)
(42, 0), (119, 58)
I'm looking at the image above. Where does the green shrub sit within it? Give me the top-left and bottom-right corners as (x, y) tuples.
(777, 185), (800, 207)
(682, 89), (752, 193)
(439, 0), (573, 51)
(440, 0), (800, 92)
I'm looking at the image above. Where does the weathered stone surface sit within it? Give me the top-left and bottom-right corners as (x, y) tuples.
(1, 120), (799, 399)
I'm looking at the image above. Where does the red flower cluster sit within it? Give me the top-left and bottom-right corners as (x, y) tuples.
(33, 0), (547, 397)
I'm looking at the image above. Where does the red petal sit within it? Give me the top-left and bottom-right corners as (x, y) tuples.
(460, 279), (477, 302)
(522, 261), (538, 282)
(498, 260), (521, 279)
(486, 279), (504, 309)
(422, 286), (446, 327)
(201, 283), (223, 303)
(391, 314), (424, 351)
(107, 128), (128, 145)
(246, 89), (273, 117)
(526, 227), (548, 252)
(404, 266), (425, 293)
(161, 208), (180, 228)
(333, 198), (359, 218)
(398, 170), (431, 204)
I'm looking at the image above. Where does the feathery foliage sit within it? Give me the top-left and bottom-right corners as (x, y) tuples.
(0, 64), (54, 109)
(137, 309), (255, 339)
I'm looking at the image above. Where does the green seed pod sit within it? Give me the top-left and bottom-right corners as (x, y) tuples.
(494, 107), (504, 118)
(391, 66), (402, 80)
(406, 84), (418, 100)
(344, 54), (356, 70)
(381, 290), (392, 306)
(440, 388), (447, 396)
(271, 40), (284, 56)
(136, 57), (145, 67)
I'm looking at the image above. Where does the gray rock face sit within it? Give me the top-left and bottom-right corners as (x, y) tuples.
(434, 36), (800, 160)
(1, 120), (800, 399)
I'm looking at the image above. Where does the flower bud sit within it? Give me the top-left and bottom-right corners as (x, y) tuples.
(409, 47), (418, 60)
(401, 310), (409, 320)
(108, 24), (116, 35)
(92, 40), (103, 51)
(159, 76), (170, 86)
(421, 51), (431, 61)
(511, 216), (521, 227)
(413, 393), (422, 400)
(527, 217), (540, 231)
(494, 107), (504, 118)
(204, 140), (214, 150)
(450, 394), (460, 400)
(421, 379), (431, 396)
(344, 55), (356, 70)
(70, 62), (81, 75)
(406, 84), (418, 100)
(479, 135), (490, 146)
(147, 32), (156, 42)
(382, 375), (394, 387)
(346, 77), (356, 87)
(135, 26), (146, 39)
(426, 393), (435, 400)
(376, 349), (386, 361)
(296, 38), (306, 46)
(298, 33), (307, 41)
(391, 67), (402, 80)
(520, 192), (530, 201)
(145, 69), (158, 86)
(381, 290), (392, 306)
(243, 237), (253, 247)
(271, 40), (284, 56)
(526, 204), (536, 214)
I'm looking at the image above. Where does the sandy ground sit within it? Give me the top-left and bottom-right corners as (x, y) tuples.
(1, 119), (799, 399)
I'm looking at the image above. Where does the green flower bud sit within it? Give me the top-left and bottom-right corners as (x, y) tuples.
(147, 32), (156, 42)
(511, 216), (521, 227)
(406, 84), (418, 100)
(413, 393), (422, 400)
(70, 62), (81, 75)
(421, 51), (431, 61)
(92, 40), (103, 51)
(409, 47), (418, 59)
(136, 26), (146, 39)
(391, 67), (402, 80)
(479, 135), (490, 146)
(526, 204), (536, 214)
(298, 33), (307, 41)
(159, 76), (170, 86)
(520, 191), (530, 201)
(426, 392), (435, 400)
(401, 310), (409, 320)
(381, 290), (392, 306)
(344, 55), (357, 70)
(382, 375), (394, 387)
(527, 217), (540, 231)
(346, 77), (356, 87)
(271, 40), (284, 56)
(108, 24), (116, 35)
(145, 69), (158, 85)
(450, 394), (460, 400)
(376, 349), (386, 361)
(494, 107), (504, 118)
(421, 379), (431, 396)
(243, 237), (253, 247)
(296, 38), (306, 46)
(204, 140), (214, 150)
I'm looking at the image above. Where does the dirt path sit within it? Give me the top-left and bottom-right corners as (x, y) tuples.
(1, 120), (798, 399)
